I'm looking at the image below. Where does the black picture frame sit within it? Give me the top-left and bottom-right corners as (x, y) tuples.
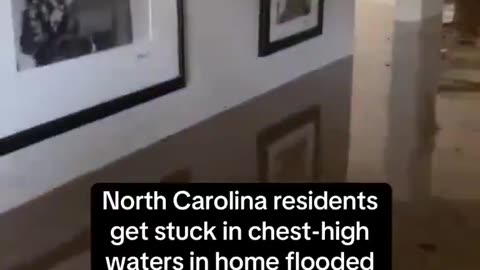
(258, 0), (324, 57)
(257, 106), (321, 182)
(0, 0), (186, 156)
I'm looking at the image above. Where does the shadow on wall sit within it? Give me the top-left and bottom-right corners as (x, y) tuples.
(0, 56), (353, 269)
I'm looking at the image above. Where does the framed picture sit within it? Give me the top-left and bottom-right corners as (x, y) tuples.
(258, 0), (324, 56)
(0, 0), (185, 155)
(257, 106), (320, 182)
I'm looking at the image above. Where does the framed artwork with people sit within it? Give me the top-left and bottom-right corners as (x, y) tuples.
(1, 0), (185, 155)
(15, 0), (135, 70)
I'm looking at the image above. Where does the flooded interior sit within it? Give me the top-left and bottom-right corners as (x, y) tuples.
(0, 0), (479, 269)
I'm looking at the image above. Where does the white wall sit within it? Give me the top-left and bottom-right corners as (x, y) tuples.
(348, 0), (395, 182)
(0, 0), (355, 213)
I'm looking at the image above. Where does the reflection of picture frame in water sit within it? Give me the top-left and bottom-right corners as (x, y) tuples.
(1, 0), (185, 155)
(258, 0), (324, 56)
(257, 107), (320, 182)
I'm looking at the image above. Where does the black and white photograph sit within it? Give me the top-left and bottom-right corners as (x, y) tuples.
(1, 0), (184, 155)
(257, 107), (320, 182)
(258, 0), (324, 56)
(277, 0), (312, 24)
(12, 0), (134, 71)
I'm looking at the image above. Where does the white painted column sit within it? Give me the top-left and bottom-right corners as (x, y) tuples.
(348, 0), (442, 201)
(348, 0), (396, 183)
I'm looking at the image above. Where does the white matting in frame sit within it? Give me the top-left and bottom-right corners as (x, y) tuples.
(0, 0), (183, 140)
(266, 122), (316, 182)
(269, 0), (320, 42)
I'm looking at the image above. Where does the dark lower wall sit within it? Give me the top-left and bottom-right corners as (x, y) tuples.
(0, 56), (352, 269)
(94, 56), (352, 182)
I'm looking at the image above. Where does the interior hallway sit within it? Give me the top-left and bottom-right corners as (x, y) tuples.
(399, 2), (480, 269)
(351, 0), (480, 269)
(1, 1), (479, 269)
(434, 92), (480, 199)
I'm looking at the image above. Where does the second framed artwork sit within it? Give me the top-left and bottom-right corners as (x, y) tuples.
(258, 0), (325, 56)
(0, 0), (185, 155)
(257, 106), (321, 182)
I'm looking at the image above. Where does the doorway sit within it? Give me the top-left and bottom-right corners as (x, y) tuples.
(433, 0), (480, 199)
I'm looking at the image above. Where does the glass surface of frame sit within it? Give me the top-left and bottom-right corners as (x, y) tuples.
(0, 0), (185, 155)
